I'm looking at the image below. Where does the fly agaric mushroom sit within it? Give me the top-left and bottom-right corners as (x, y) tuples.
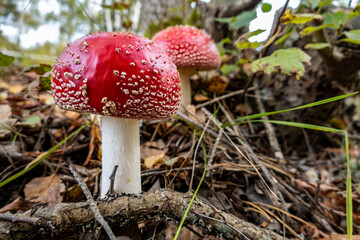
(51, 32), (181, 197)
(152, 25), (220, 111)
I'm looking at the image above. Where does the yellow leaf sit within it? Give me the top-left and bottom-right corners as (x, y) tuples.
(144, 151), (166, 169)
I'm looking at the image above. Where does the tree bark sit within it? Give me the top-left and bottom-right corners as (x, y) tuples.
(0, 189), (286, 240)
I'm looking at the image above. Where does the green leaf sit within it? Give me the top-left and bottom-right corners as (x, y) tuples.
(236, 41), (261, 49)
(220, 64), (238, 76)
(304, 42), (331, 50)
(248, 29), (266, 39)
(348, 10), (360, 20)
(21, 115), (42, 127)
(215, 11), (256, 30)
(282, 10), (323, 24)
(23, 64), (52, 75)
(318, 0), (333, 7)
(214, 17), (233, 23)
(324, 11), (348, 29)
(39, 74), (52, 91)
(301, 24), (331, 36)
(251, 48), (311, 79)
(261, 3), (272, 13)
(232, 11), (257, 29)
(216, 38), (231, 57)
(0, 52), (15, 67)
(341, 30), (360, 44)
(235, 29), (265, 50)
(275, 29), (295, 45)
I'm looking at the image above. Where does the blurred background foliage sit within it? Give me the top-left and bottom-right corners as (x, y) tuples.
(0, 0), (202, 66)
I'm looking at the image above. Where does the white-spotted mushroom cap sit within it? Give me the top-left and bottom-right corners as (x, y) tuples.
(51, 32), (181, 119)
(152, 25), (221, 69)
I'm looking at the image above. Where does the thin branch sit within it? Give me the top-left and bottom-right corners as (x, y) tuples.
(195, 86), (256, 109)
(0, 212), (41, 226)
(69, 164), (116, 240)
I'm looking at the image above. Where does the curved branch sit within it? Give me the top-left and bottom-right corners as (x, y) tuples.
(0, 189), (287, 240)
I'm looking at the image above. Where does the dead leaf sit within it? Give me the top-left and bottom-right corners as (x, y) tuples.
(0, 104), (11, 119)
(0, 118), (17, 138)
(207, 75), (229, 95)
(317, 233), (360, 240)
(24, 174), (65, 204)
(295, 179), (339, 195)
(194, 92), (211, 102)
(8, 84), (26, 94)
(0, 197), (25, 213)
(144, 151), (166, 169)
(186, 105), (206, 123)
(242, 62), (252, 75)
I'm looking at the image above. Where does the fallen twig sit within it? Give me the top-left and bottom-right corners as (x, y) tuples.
(254, 81), (285, 161)
(69, 164), (116, 240)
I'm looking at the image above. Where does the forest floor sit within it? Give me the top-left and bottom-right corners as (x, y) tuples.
(1, 65), (360, 240)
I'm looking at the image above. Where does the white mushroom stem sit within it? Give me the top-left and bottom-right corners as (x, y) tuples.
(100, 117), (141, 198)
(178, 67), (197, 112)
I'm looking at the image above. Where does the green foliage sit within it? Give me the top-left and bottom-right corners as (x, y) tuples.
(215, 11), (257, 30)
(0, 52), (15, 66)
(145, 16), (184, 39)
(304, 42), (331, 49)
(341, 30), (360, 44)
(235, 29), (265, 50)
(23, 64), (52, 75)
(220, 64), (239, 76)
(323, 11), (348, 28)
(261, 3), (272, 13)
(318, 0), (333, 8)
(301, 24), (330, 36)
(251, 48), (311, 79)
(281, 10), (323, 24)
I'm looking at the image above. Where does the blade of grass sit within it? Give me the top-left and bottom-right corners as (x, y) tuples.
(246, 119), (352, 239)
(174, 142), (207, 240)
(249, 120), (344, 133)
(174, 113), (214, 240)
(345, 132), (353, 239)
(222, 92), (358, 127)
(0, 121), (91, 188)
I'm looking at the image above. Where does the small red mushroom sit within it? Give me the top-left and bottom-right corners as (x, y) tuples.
(51, 32), (181, 197)
(152, 25), (220, 111)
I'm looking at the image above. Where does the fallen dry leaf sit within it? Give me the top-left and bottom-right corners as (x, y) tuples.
(194, 92), (211, 102)
(186, 105), (206, 123)
(144, 151), (166, 169)
(207, 75), (229, 95)
(0, 118), (17, 138)
(0, 104), (12, 119)
(8, 84), (26, 94)
(317, 233), (360, 240)
(295, 179), (339, 195)
(0, 197), (25, 213)
(24, 174), (65, 204)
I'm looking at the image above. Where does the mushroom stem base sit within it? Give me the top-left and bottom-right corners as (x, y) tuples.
(100, 117), (141, 197)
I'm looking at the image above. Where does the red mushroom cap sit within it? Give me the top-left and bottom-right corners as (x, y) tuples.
(152, 25), (221, 69)
(51, 32), (181, 120)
